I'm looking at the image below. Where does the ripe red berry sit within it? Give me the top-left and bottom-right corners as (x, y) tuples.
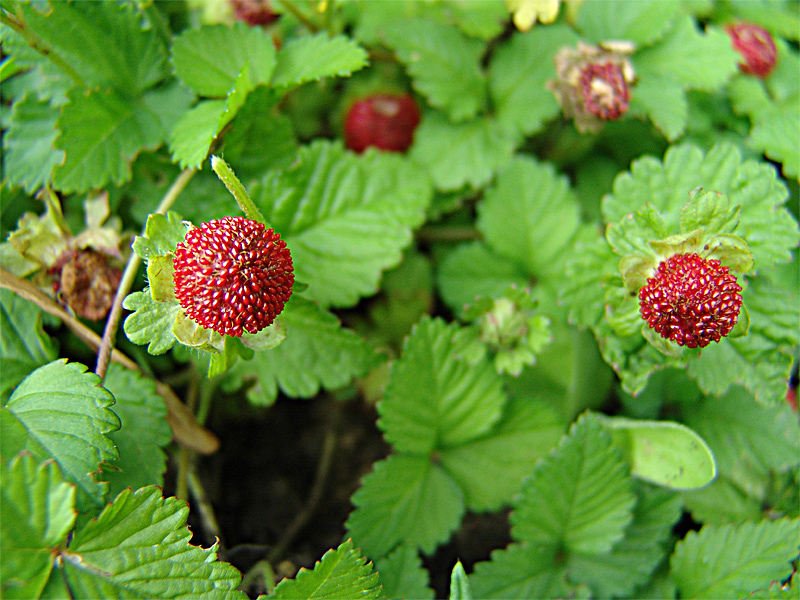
(726, 22), (777, 78)
(173, 217), (293, 337)
(638, 253), (743, 349)
(344, 94), (421, 154)
(230, 0), (279, 26)
(578, 62), (630, 120)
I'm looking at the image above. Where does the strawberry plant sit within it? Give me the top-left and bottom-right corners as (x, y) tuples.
(1, 1), (798, 599)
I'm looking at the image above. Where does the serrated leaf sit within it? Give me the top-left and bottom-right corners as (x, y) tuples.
(679, 188), (740, 235)
(602, 417), (716, 490)
(270, 539), (381, 600)
(410, 112), (516, 192)
(511, 413), (635, 554)
(2, 94), (64, 193)
(0, 288), (58, 401)
(750, 104), (800, 181)
(171, 23), (276, 97)
(225, 296), (382, 405)
(346, 453), (465, 558)
(439, 396), (565, 512)
(488, 25), (579, 138)
(378, 317), (507, 455)
(132, 211), (189, 259)
(477, 156), (580, 280)
(382, 19), (487, 122)
(0, 454), (75, 600)
(122, 291), (181, 355)
(59, 486), (246, 598)
(575, 0), (680, 45)
(630, 75), (688, 141)
(671, 518), (800, 600)
(1, 360), (119, 512)
(469, 543), (570, 600)
(449, 561), (471, 600)
(101, 364), (171, 499)
(252, 141), (431, 308)
(271, 33), (368, 88)
(168, 99), (226, 169)
(373, 545), (433, 600)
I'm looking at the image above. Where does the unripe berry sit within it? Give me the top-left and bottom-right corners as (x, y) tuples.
(726, 22), (777, 78)
(173, 217), (293, 337)
(344, 94), (421, 154)
(638, 253), (743, 349)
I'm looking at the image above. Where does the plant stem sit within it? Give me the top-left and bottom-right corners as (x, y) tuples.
(95, 168), (196, 380)
(210, 156), (268, 225)
(187, 466), (224, 545)
(275, 0), (319, 33)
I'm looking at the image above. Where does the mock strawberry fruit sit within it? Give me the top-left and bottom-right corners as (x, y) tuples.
(173, 217), (293, 337)
(344, 93), (421, 154)
(726, 22), (777, 78)
(638, 253), (743, 349)
(230, 0), (279, 26)
(578, 62), (630, 120)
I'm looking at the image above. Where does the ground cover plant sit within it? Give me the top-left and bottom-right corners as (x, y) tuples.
(1, 0), (799, 598)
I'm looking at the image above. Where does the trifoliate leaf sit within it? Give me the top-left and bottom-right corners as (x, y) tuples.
(378, 317), (507, 455)
(0, 454), (75, 600)
(410, 112), (516, 192)
(449, 561), (471, 600)
(58, 486), (246, 598)
(670, 518), (800, 600)
(601, 416), (716, 490)
(488, 25), (579, 138)
(122, 291), (181, 355)
(225, 296), (382, 406)
(1, 360), (119, 513)
(439, 396), (565, 511)
(270, 33), (368, 89)
(132, 211), (189, 259)
(270, 540), (381, 600)
(511, 413), (635, 554)
(252, 141), (431, 308)
(101, 364), (171, 499)
(574, 0), (680, 46)
(477, 157), (581, 280)
(346, 453), (465, 558)
(2, 94), (64, 193)
(171, 23), (277, 97)
(373, 545), (433, 600)
(469, 543), (570, 600)
(0, 288), (58, 401)
(382, 18), (487, 122)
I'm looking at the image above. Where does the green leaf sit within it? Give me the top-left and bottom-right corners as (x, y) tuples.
(382, 19), (487, 122)
(629, 75), (689, 141)
(511, 413), (635, 554)
(410, 112), (516, 192)
(438, 396), (565, 511)
(488, 25), (579, 138)
(469, 543), (570, 600)
(374, 545), (433, 600)
(271, 33), (368, 89)
(1, 360), (119, 512)
(0, 288), (58, 401)
(671, 518), (800, 600)
(749, 104), (800, 181)
(346, 453), (465, 558)
(59, 486), (246, 598)
(168, 99), (226, 169)
(171, 23), (276, 97)
(2, 94), (64, 193)
(602, 416), (716, 490)
(132, 211), (189, 259)
(122, 291), (181, 355)
(0, 454), (75, 600)
(449, 561), (471, 600)
(101, 364), (171, 499)
(271, 540), (381, 600)
(575, 0), (680, 45)
(225, 297), (382, 405)
(252, 141), (431, 308)
(679, 187), (741, 235)
(477, 156), (581, 280)
(378, 317), (507, 455)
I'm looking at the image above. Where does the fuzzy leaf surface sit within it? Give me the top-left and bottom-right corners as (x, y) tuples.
(270, 33), (368, 89)
(346, 454), (464, 558)
(0, 454), (75, 600)
(270, 540), (381, 600)
(378, 317), (507, 455)
(373, 545), (433, 600)
(252, 141), (431, 308)
(1, 360), (119, 512)
(670, 518), (800, 600)
(59, 486), (246, 598)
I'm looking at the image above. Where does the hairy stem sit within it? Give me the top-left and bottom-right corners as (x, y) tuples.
(210, 156), (268, 226)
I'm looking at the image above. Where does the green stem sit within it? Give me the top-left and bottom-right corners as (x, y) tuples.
(196, 377), (219, 426)
(275, 0), (319, 33)
(41, 187), (73, 238)
(210, 156), (269, 226)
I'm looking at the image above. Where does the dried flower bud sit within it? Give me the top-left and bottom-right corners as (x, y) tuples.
(53, 249), (122, 321)
(726, 22), (777, 78)
(230, 0), (279, 26)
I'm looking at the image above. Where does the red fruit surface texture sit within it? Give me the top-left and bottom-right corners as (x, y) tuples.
(578, 62), (630, 120)
(173, 217), (293, 337)
(230, 0), (280, 26)
(344, 94), (421, 154)
(726, 22), (777, 78)
(638, 253), (743, 349)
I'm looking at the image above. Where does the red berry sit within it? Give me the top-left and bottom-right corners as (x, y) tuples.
(230, 0), (279, 26)
(578, 62), (630, 120)
(726, 22), (777, 78)
(344, 94), (421, 154)
(173, 217), (293, 337)
(638, 253), (743, 349)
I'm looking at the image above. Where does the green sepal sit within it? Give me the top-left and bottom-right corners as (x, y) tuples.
(132, 212), (189, 260)
(648, 229), (704, 259)
(173, 312), (224, 353)
(240, 317), (287, 351)
(618, 254), (658, 294)
(641, 324), (686, 359)
(702, 233), (755, 274)
(146, 255), (176, 302)
(727, 303), (750, 339)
